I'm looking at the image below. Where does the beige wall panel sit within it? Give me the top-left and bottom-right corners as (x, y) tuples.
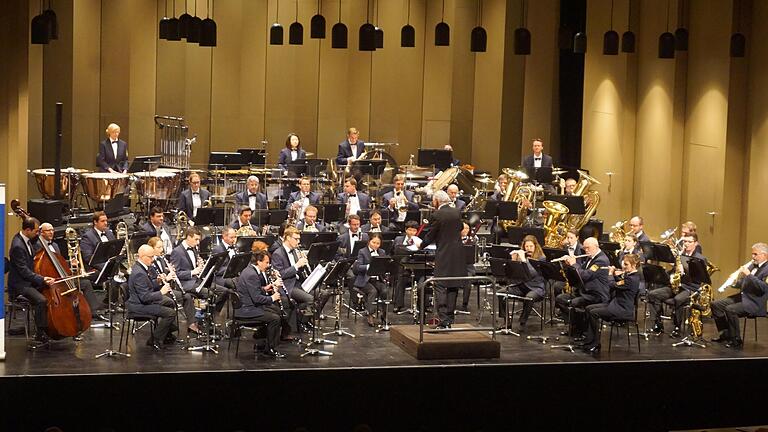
(71, 0), (102, 169)
(99, 0), (132, 153)
(126, 0), (158, 157)
(184, 45), (213, 168)
(496, 0), (524, 172)
(42, 2), (74, 168)
(421, 0), (455, 149)
(447, 1), (476, 159)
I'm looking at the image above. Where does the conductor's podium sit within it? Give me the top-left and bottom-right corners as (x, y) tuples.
(390, 324), (501, 360)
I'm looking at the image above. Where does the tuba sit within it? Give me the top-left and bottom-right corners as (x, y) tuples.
(499, 169), (534, 230)
(565, 170), (601, 232)
(541, 201), (570, 248)
(608, 220), (631, 243)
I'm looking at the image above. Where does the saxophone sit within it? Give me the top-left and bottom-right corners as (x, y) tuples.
(670, 246), (682, 294)
(688, 283), (713, 339)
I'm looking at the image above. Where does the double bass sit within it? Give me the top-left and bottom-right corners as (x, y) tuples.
(12, 200), (92, 339)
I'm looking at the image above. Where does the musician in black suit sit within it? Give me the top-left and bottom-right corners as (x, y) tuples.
(711, 243), (768, 349)
(270, 226), (314, 307)
(168, 226), (206, 335)
(420, 190), (466, 328)
(234, 250), (286, 357)
(353, 233), (390, 327)
(617, 233), (644, 263)
(446, 184), (466, 211)
(681, 221), (703, 254)
(335, 127), (366, 166)
(148, 236), (194, 326)
(278, 133), (307, 169)
(458, 222), (479, 312)
(628, 216), (650, 243)
(178, 172), (211, 219)
(234, 176), (268, 211)
(555, 237), (612, 335)
(210, 227), (239, 290)
(142, 206), (174, 255)
(96, 123), (129, 173)
(230, 206), (258, 234)
(381, 175), (418, 224)
(338, 215), (368, 259)
(490, 173), (508, 201)
(392, 221), (424, 312)
(126, 245), (177, 349)
(647, 233), (707, 337)
(505, 236), (547, 332)
(8, 217), (55, 342)
(296, 205), (326, 232)
(581, 254), (641, 354)
(361, 210), (390, 233)
(286, 177), (322, 215)
(337, 177), (371, 217)
(521, 138), (553, 172)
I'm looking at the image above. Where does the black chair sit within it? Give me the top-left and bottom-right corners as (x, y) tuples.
(605, 293), (642, 353)
(5, 294), (32, 340)
(226, 291), (268, 356)
(742, 314), (764, 342)
(117, 284), (158, 351)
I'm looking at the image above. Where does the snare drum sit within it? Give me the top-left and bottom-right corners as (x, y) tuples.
(134, 170), (181, 200)
(32, 168), (90, 199)
(82, 172), (129, 201)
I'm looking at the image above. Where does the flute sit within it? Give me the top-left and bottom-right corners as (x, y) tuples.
(550, 253), (590, 263)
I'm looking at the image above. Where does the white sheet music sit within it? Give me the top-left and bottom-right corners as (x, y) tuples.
(301, 263), (327, 293)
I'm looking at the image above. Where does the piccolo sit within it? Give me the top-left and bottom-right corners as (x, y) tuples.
(550, 253), (590, 263)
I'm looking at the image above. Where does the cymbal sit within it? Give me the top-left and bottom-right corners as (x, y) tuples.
(552, 168), (567, 175)
(476, 177), (495, 184)
(305, 152), (315, 157)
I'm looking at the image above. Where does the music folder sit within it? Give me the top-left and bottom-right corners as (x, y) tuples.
(223, 252), (253, 279)
(89, 238), (125, 268)
(368, 256), (395, 277)
(301, 263), (329, 293)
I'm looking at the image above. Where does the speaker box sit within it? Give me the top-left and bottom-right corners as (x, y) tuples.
(27, 199), (69, 227)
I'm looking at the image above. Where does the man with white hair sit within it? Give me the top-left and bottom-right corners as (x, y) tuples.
(126, 244), (177, 349)
(96, 123), (128, 173)
(446, 184), (466, 210)
(235, 175), (268, 211)
(420, 190), (466, 328)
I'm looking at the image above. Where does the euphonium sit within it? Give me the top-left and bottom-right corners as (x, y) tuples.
(565, 170), (601, 232)
(202, 199), (212, 208)
(608, 220), (631, 243)
(236, 224), (256, 237)
(499, 174), (535, 230)
(542, 200), (570, 248)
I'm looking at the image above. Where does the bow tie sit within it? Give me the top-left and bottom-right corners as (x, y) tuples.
(348, 194), (357, 198)
(99, 232), (107, 237)
(192, 191), (200, 195)
(534, 157), (541, 161)
(111, 141), (118, 145)
(249, 194), (259, 198)
(186, 247), (195, 252)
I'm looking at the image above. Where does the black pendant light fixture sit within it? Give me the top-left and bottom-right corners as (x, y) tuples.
(199, 0), (217, 47)
(603, 0), (618, 55)
(674, 0), (688, 51)
(42, 0), (58, 41)
(187, 0), (202, 43)
(621, 0), (635, 53)
(270, 0), (284, 45)
(160, 0), (171, 39)
(730, 0), (745, 57)
(513, 0), (530, 55)
(573, 31), (587, 54)
(401, 0), (415, 47)
(311, 0), (326, 38)
(658, 0), (675, 58)
(374, 0), (383, 49)
(31, 1), (49, 45)
(470, 0), (487, 53)
(359, 0), (376, 51)
(435, 0), (450, 46)
(179, 0), (193, 39)
(289, 0), (303, 44)
(167, 0), (182, 41)
(331, 0), (348, 48)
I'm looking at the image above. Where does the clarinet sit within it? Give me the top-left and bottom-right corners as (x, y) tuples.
(265, 265), (287, 318)
(159, 257), (181, 305)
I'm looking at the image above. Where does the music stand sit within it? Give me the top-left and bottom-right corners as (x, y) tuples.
(305, 159), (328, 177)
(237, 148), (266, 166)
(418, 149), (452, 171)
(483, 200), (499, 220)
(222, 253), (252, 279)
(89, 239), (125, 268)
(128, 155), (162, 173)
(268, 210), (288, 227)
(525, 166), (554, 185)
(188, 251), (228, 354)
(251, 209), (270, 228)
(94, 252), (129, 359)
(550, 264), (585, 352)
(545, 194), (586, 214)
(286, 159), (309, 177)
(494, 201), (518, 243)
(307, 240), (341, 267)
(599, 242), (621, 268)
(542, 248), (568, 262)
(322, 259), (356, 339)
(321, 204), (345, 224)
(194, 207), (224, 227)
(235, 236), (258, 253)
(640, 242), (676, 264)
(207, 152), (244, 171)
(367, 256), (397, 331)
(506, 227), (545, 247)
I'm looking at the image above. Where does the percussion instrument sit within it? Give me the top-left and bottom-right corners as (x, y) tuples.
(32, 168), (89, 199)
(134, 170), (181, 200)
(424, 166), (477, 195)
(81, 172), (129, 201)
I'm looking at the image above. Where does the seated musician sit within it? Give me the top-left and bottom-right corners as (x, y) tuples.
(581, 254), (641, 354)
(504, 235), (547, 332)
(353, 233), (390, 327)
(335, 127), (366, 166)
(235, 176), (268, 211)
(550, 229), (585, 303)
(148, 236), (193, 330)
(446, 184), (466, 210)
(80, 211), (119, 304)
(618, 233), (644, 263)
(270, 226), (314, 315)
(681, 221), (703, 253)
(230, 206), (258, 234)
(392, 221), (423, 313)
(142, 206), (174, 255)
(628, 216), (650, 243)
(563, 178), (577, 195)
(211, 227), (239, 290)
(647, 233), (707, 338)
(278, 133), (307, 170)
(286, 177), (322, 216)
(127, 245), (178, 349)
(490, 173), (508, 201)
(337, 177), (371, 218)
(338, 214), (368, 259)
(711, 243), (768, 349)
(39, 223), (103, 321)
(459, 222), (478, 312)
(8, 217), (56, 343)
(169, 226), (207, 335)
(361, 210), (390, 233)
(555, 237), (611, 336)
(234, 250), (287, 358)
(96, 123), (128, 173)
(296, 205), (326, 232)
(382, 174), (418, 224)
(178, 172), (211, 219)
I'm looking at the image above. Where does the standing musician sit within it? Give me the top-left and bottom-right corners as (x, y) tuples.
(126, 245), (178, 350)
(278, 133), (307, 170)
(8, 217), (56, 343)
(169, 226), (207, 335)
(230, 206), (257, 234)
(178, 172), (211, 219)
(628, 216), (650, 243)
(296, 205), (326, 232)
(96, 123), (129, 173)
(710, 243), (768, 349)
(235, 176), (268, 211)
(210, 227), (239, 290)
(444, 144), (461, 167)
(361, 210), (390, 233)
(392, 221), (423, 313)
(490, 173), (509, 201)
(234, 250), (287, 358)
(446, 184), (466, 210)
(338, 214), (368, 259)
(647, 233), (707, 337)
(554, 237), (611, 335)
(382, 174), (418, 224)
(458, 222), (478, 312)
(681, 221), (703, 253)
(148, 236), (194, 325)
(142, 206), (174, 255)
(286, 177), (322, 218)
(581, 254), (641, 354)
(335, 127), (366, 166)
(337, 177), (371, 218)
(270, 226), (314, 315)
(420, 190), (466, 329)
(504, 235), (547, 332)
(353, 233), (390, 327)
(521, 138), (553, 171)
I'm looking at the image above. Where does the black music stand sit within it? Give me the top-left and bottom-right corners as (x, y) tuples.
(322, 259), (356, 339)
(550, 264), (585, 352)
(237, 148), (266, 166)
(492, 260), (535, 337)
(307, 240), (340, 267)
(89, 239), (125, 268)
(418, 149), (452, 171)
(640, 242), (676, 264)
(188, 251), (228, 354)
(286, 159), (309, 177)
(207, 152), (244, 171)
(599, 242), (622, 268)
(642, 263), (670, 287)
(401, 250), (436, 322)
(506, 226), (546, 247)
(483, 200), (499, 220)
(235, 236), (258, 253)
(194, 207), (224, 227)
(251, 209), (270, 228)
(268, 210), (288, 227)
(321, 204), (345, 224)
(545, 194), (586, 215)
(490, 244), (516, 258)
(94, 252), (128, 359)
(525, 166), (554, 185)
(493, 201), (518, 244)
(222, 253), (252, 279)
(368, 256), (397, 331)
(128, 155), (162, 173)
(542, 247), (568, 262)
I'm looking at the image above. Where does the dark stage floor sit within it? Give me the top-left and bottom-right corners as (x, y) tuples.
(3, 299), (768, 432)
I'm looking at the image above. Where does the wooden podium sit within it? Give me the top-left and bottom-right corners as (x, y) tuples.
(390, 324), (501, 360)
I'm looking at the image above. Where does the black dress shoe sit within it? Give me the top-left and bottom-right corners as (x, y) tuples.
(163, 335), (178, 345)
(584, 345), (601, 355)
(146, 339), (163, 350)
(670, 327), (681, 338)
(262, 348), (286, 358)
(559, 330), (570, 336)
(710, 336), (729, 343)
(650, 323), (664, 335)
(725, 339), (744, 349)
(572, 336), (586, 342)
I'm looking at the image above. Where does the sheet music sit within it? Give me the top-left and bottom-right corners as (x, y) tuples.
(302, 263), (328, 293)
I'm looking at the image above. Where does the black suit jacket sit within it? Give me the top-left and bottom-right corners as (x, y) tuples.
(178, 188), (212, 219)
(271, 245), (300, 295)
(8, 233), (45, 295)
(575, 251), (612, 302)
(336, 140), (366, 165)
(96, 138), (129, 172)
(234, 190), (268, 211)
(453, 199), (466, 211)
(80, 227), (116, 271)
(234, 264), (275, 318)
(278, 147), (307, 169)
(169, 243), (199, 291)
(285, 191), (322, 210)
(337, 192), (372, 214)
(338, 231), (368, 258)
(737, 262), (768, 316)
(421, 204), (466, 286)
(604, 271), (640, 320)
(635, 231), (651, 243)
(521, 153), (554, 171)
(126, 262), (164, 308)
(210, 242), (237, 284)
(141, 221), (172, 238)
(353, 247), (386, 288)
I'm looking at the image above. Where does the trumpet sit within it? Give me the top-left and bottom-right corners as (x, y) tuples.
(718, 260), (754, 292)
(296, 248), (311, 279)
